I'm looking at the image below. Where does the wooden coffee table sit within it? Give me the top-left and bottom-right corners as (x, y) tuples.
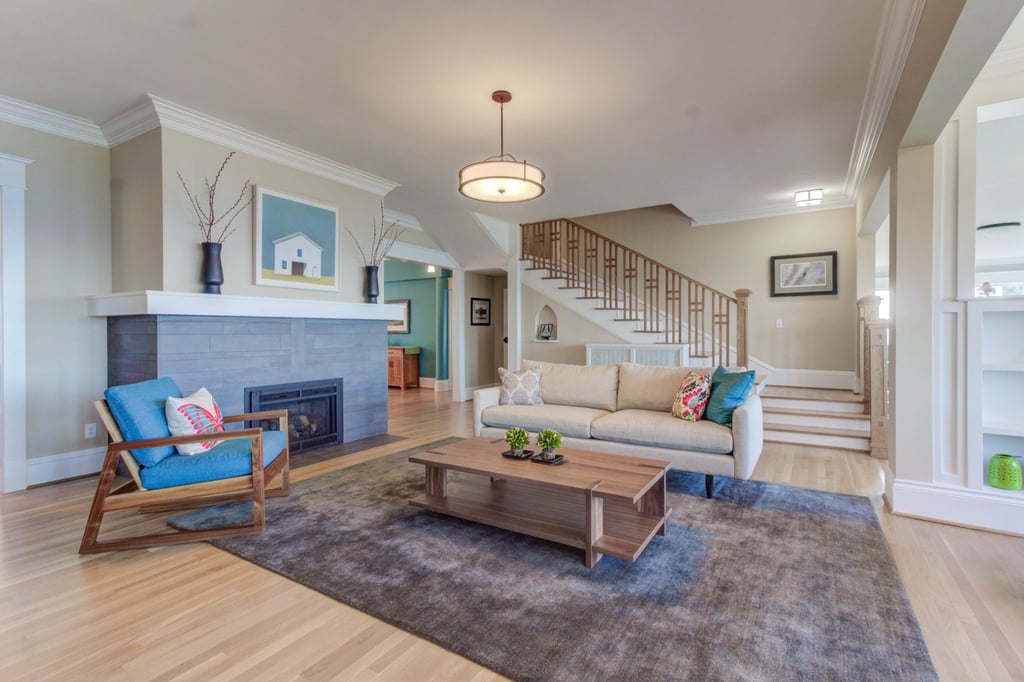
(408, 437), (672, 567)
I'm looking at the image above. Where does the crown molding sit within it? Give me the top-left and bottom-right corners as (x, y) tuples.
(844, 0), (926, 200)
(691, 196), (854, 227)
(0, 94), (107, 147)
(382, 208), (423, 231)
(101, 99), (160, 147)
(148, 95), (398, 196)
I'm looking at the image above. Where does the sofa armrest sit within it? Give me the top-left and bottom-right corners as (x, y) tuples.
(473, 387), (501, 437)
(731, 390), (764, 480)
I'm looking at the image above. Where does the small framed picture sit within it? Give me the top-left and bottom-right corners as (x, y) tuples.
(386, 299), (410, 333)
(539, 323), (553, 340)
(471, 297), (491, 326)
(770, 251), (838, 297)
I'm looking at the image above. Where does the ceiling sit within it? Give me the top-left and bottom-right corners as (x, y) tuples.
(1, 1), (898, 267)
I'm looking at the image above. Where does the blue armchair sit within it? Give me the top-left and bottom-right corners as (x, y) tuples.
(80, 377), (291, 553)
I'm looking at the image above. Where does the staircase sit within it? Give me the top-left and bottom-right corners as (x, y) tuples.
(760, 386), (871, 452)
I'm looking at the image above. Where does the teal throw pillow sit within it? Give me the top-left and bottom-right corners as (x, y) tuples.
(704, 366), (755, 427)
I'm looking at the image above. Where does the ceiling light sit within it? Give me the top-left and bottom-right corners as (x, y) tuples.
(459, 90), (545, 203)
(795, 189), (823, 207)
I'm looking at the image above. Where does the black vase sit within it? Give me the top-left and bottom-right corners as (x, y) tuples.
(201, 241), (224, 294)
(364, 265), (380, 303)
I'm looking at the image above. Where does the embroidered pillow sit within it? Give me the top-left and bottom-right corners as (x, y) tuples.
(670, 371), (712, 422)
(498, 366), (543, 406)
(165, 387), (225, 455)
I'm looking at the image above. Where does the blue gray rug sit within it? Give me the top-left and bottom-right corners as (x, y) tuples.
(171, 438), (935, 681)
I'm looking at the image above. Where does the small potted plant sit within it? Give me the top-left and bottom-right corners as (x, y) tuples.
(504, 427), (530, 456)
(536, 428), (563, 460)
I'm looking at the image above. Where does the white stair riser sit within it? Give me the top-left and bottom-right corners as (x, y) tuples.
(764, 412), (870, 432)
(764, 430), (870, 452)
(760, 397), (865, 414)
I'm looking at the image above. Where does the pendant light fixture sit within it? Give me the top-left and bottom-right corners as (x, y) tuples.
(458, 90), (545, 203)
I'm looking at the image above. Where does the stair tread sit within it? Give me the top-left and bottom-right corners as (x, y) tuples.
(763, 423), (871, 438)
(764, 439), (870, 453)
(762, 386), (862, 401)
(763, 407), (869, 421)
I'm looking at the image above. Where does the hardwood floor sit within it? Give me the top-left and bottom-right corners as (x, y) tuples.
(1, 388), (1021, 680)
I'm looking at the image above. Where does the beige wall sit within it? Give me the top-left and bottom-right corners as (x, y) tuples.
(464, 272), (499, 387)
(491, 274), (508, 372)
(110, 128), (163, 291)
(521, 286), (620, 365)
(161, 128), (391, 301)
(572, 205), (858, 370)
(0, 121), (111, 459)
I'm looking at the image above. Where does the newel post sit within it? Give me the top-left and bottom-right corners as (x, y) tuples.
(734, 289), (751, 368)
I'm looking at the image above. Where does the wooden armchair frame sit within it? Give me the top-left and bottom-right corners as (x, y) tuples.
(79, 402), (291, 553)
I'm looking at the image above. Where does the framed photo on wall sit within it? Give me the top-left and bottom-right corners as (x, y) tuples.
(471, 297), (491, 326)
(254, 187), (339, 291)
(770, 251), (837, 297)
(386, 299), (410, 333)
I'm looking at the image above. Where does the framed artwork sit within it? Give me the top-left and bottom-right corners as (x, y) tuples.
(386, 299), (410, 333)
(254, 187), (339, 291)
(538, 323), (553, 340)
(471, 297), (491, 326)
(770, 251), (838, 297)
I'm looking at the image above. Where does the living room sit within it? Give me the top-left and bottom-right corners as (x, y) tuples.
(1, 1), (1023, 679)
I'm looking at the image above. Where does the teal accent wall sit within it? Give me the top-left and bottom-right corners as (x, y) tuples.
(382, 261), (450, 380)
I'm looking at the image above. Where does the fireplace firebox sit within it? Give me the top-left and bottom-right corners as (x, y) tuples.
(244, 379), (343, 452)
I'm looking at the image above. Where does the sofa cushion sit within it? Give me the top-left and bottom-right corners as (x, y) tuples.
(498, 366), (543, 405)
(591, 409), (734, 454)
(617, 363), (713, 411)
(522, 360), (618, 411)
(480, 404), (610, 439)
(705, 366), (756, 427)
(104, 377), (183, 467)
(139, 430), (288, 490)
(671, 371), (712, 422)
(165, 387), (226, 455)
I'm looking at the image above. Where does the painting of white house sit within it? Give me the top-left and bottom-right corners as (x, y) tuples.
(254, 187), (339, 291)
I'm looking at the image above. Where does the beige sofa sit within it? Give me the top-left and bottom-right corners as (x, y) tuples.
(473, 361), (763, 496)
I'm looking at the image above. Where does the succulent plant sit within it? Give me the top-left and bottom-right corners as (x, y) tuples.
(536, 428), (563, 451)
(504, 426), (530, 451)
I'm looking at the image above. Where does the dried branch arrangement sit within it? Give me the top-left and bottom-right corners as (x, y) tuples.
(345, 202), (408, 267)
(177, 152), (253, 244)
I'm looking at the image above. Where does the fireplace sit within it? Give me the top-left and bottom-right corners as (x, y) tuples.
(244, 379), (343, 453)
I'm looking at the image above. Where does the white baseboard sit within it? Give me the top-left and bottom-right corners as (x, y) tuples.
(766, 369), (856, 390)
(419, 377), (451, 392)
(27, 446), (105, 486)
(891, 479), (1024, 536)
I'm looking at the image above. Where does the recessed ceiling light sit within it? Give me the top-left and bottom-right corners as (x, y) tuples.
(795, 189), (823, 207)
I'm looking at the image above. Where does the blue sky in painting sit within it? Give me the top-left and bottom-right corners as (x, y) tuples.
(260, 193), (337, 276)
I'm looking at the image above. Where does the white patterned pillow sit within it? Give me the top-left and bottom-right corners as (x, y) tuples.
(498, 366), (543, 406)
(165, 387), (225, 455)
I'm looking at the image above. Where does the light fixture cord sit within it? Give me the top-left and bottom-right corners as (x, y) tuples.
(499, 100), (504, 157)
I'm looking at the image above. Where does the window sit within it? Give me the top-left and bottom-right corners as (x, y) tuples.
(281, 260), (287, 269)
(297, 248), (303, 257)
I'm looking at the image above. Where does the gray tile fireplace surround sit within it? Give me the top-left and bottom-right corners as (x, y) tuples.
(107, 315), (388, 442)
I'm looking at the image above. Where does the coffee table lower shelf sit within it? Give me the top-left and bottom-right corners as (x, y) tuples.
(409, 476), (670, 564)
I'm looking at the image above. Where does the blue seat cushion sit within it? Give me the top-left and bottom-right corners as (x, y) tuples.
(139, 430), (288, 490)
(705, 366), (756, 427)
(105, 377), (182, 467)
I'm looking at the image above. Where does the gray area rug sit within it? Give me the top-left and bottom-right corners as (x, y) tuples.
(172, 438), (936, 681)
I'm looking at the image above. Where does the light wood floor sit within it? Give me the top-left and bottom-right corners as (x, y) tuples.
(1, 389), (1021, 681)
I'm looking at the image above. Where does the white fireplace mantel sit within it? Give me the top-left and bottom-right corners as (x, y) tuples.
(87, 290), (402, 321)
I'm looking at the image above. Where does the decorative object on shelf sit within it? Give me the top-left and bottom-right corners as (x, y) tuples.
(177, 152), (253, 294)
(459, 90), (545, 203)
(504, 426), (530, 457)
(345, 202), (407, 302)
(536, 428), (563, 461)
(770, 251), (838, 297)
(977, 281), (997, 296)
(471, 297), (492, 326)
(988, 453), (1023, 490)
(254, 187), (340, 292)
(538, 323), (553, 340)
(385, 299), (410, 333)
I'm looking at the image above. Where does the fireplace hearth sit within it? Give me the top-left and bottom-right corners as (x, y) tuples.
(245, 379), (343, 453)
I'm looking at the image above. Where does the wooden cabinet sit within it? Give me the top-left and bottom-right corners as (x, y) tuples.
(388, 346), (420, 390)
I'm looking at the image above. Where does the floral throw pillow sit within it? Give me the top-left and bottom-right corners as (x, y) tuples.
(498, 366), (543, 406)
(671, 371), (712, 422)
(165, 387), (225, 455)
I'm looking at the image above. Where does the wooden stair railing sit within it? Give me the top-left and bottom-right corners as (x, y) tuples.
(521, 218), (750, 368)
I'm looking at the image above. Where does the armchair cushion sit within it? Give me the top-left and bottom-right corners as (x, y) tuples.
(104, 377), (182, 467)
(139, 429), (288, 490)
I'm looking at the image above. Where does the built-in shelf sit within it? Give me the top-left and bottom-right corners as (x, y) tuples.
(982, 483), (1024, 497)
(532, 339), (560, 343)
(982, 363), (1024, 372)
(983, 422), (1024, 438)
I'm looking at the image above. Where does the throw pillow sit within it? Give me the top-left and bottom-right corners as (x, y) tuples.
(704, 366), (756, 427)
(670, 371), (712, 422)
(498, 366), (543, 406)
(165, 387), (225, 455)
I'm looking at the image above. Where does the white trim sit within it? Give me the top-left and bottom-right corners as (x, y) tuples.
(451, 270), (467, 402)
(382, 208), (422, 232)
(418, 377), (451, 392)
(27, 447), (106, 487)
(148, 96), (398, 196)
(766, 369), (857, 390)
(691, 197), (854, 227)
(387, 242), (460, 269)
(0, 95), (107, 147)
(891, 479), (1024, 536)
(87, 290), (402, 321)
(101, 98), (160, 147)
(977, 44), (1024, 82)
(844, 0), (926, 199)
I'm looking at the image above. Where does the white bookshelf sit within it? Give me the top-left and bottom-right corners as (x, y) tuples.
(974, 302), (1024, 495)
